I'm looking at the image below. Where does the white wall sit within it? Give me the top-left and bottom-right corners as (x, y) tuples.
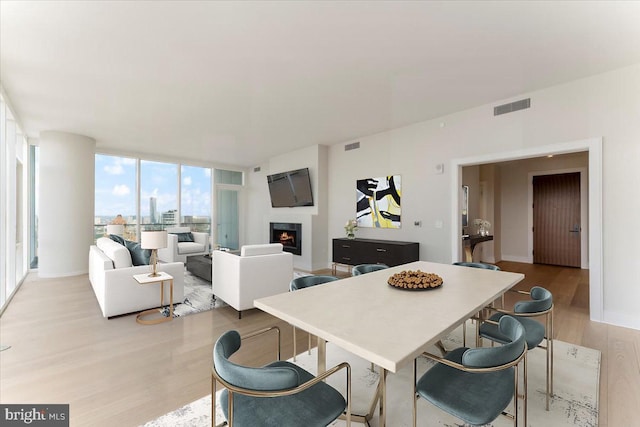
(245, 144), (329, 271)
(325, 64), (640, 330)
(39, 131), (96, 277)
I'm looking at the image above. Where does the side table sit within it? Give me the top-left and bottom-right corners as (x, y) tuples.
(133, 272), (174, 325)
(462, 234), (494, 262)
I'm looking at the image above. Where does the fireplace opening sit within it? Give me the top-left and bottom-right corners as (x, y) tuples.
(270, 222), (302, 256)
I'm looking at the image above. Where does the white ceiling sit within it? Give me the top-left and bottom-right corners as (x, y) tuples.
(2, 1), (639, 167)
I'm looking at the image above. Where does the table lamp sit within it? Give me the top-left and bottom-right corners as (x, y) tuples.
(106, 224), (125, 236)
(141, 230), (168, 277)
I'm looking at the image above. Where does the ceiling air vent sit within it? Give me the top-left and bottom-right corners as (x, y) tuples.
(253, 166), (261, 172)
(494, 98), (531, 116)
(345, 142), (360, 151)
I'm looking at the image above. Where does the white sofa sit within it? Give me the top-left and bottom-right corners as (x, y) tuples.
(89, 237), (185, 318)
(213, 243), (293, 318)
(157, 226), (210, 264)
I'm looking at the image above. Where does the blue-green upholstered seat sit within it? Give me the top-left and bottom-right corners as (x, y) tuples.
(213, 330), (347, 427)
(289, 275), (340, 358)
(416, 316), (526, 426)
(451, 261), (501, 348)
(479, 286), (552, 348)
(290, 275), (339, 291)
(351, 264), (389, 276)
(479, 286), (554, 410)
(453, 261), (501, 270)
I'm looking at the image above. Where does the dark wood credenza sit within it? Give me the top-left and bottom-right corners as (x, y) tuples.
(332, 238), (420, 269)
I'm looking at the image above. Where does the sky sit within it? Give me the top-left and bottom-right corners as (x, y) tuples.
(94, 155), (211, 219)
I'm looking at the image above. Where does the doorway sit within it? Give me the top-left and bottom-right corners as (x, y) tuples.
(451, 138), (603, 322)
(533, 172), (581, 267)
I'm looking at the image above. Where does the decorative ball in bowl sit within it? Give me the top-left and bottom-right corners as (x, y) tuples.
(387, 270), (443, 290)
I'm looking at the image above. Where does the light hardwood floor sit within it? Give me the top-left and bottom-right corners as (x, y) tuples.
(0, 262), (638, 426)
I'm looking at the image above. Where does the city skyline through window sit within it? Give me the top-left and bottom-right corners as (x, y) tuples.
(94, 155), (219, 240)
(140, 160), (178, 229)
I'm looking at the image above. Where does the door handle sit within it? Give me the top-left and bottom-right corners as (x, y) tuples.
(569, 224), (580, 232)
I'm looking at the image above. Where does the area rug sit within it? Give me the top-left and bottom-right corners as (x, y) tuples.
(161, 271), (217, 318)
(161, 271), (311, 318)
(140, 322), (600, 426)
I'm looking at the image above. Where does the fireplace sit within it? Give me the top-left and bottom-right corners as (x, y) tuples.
(270, 222), (302, 256)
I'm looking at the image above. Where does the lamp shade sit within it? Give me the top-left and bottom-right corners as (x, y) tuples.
(141, 230), (168, 250)
(106, 224), (125, 236)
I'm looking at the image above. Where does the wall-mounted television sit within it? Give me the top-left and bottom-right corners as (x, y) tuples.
(267, 167), (314, 207)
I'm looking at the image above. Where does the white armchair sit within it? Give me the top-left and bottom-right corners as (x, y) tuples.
(157, 226), (210, 263)
(213, 243), (293, 319)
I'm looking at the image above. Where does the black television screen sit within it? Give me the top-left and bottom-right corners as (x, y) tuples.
(267, 168), (314, 207)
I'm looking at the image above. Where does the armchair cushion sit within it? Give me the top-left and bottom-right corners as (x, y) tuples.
(240, 243), (283, 256)
(177, 241), (206, 254)
(157, 227), (209, 263)
(175, 232), (194, 242)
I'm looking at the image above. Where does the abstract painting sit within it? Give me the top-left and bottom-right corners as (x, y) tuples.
(356, 175), (401, 228)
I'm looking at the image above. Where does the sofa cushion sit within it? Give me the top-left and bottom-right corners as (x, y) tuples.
(124, 240), (151, 266)
(96, 237), (133, 268)
(241, 243), (283, 257)
(177, 242), (206, 255)
(109, 234), (126, 245)
(174, 232), (194, 242)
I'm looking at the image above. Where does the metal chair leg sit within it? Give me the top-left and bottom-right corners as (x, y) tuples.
(293, 326), (297, 361)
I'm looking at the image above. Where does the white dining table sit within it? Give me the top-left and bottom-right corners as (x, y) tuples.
(254, 261), (525, 426)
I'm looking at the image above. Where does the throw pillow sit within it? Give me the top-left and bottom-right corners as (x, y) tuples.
(124, 240), (152, 266)
(174, 232), (194, 242)
(109, 234), (126, 246)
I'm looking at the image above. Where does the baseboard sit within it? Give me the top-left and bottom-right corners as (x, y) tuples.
(603, 310), (640, 331)
(37, 268), (89, 278)
(500, 255), (532, 264)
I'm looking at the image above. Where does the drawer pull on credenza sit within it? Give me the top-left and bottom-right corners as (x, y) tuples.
(376, 248), (387, 252)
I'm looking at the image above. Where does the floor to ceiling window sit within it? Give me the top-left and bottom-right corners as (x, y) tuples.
(94, 154), (243, 251)
(215, 169), (243, 250)
(94, 154), (138, 240)
(181, 165), (211, 234)
(140, 160), (178, 231)
(0, 92), (28, 314)
(29, 145), (38, 268)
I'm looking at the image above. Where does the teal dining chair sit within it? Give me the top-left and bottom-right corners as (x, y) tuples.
(479, 285), (554, 410)
(452, 261), (501, 347)
(416, 315), (527, 427)
(212, 326), (351, 427)
(351, 263), (389, 276)
(289, 275), (340, 360)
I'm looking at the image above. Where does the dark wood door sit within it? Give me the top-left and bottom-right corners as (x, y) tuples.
(533, 172), (581, 267)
